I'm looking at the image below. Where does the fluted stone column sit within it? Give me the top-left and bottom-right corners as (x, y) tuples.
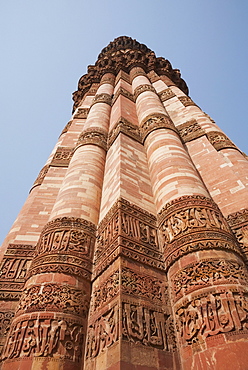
(131, 67), (248, 370)
(1, 74), (114, 370)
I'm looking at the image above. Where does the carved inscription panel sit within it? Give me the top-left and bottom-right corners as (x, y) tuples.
(122, 303), (169, 351)
(176, 289), (248, 345)
(159, 196), (230, 244)
(86, 305), (119, 358)
(95, 198), (159, 262)
(2, 315), (84, 361)
(0, 244), (35, 295)
(35, 217), (95, 258)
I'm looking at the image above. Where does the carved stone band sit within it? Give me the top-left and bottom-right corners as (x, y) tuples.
(76, 127), (108, 151)
(112, 86), (134, 105)
(50, 147), (73, 167)
(2, 313), (84, 361)
(108, 117), (141, 147)
(158, 195), (241, 269)
(133, 84), (156, 101)
(91, 266), (163, 312)
(91, 93), (112, 106)
(0, 243), (35, 297)
(227, 208), (248, 260)
(100, 75), (116, 86)
(93, 198), (163, 277)
(178, 96), (196, 107)
(175, 288), (248, 346)
(60, 120), (73, 136)
(31, 164), (49, 189)
(171, 258), (248, 301)
(207, 131), (238, 151)
(158, 88), (176, 102)
(28, 217), (96, 280)
(17, 283), (89, 317)
(140, 113), (177, 142)
(177, 119), (205, 143)
(73, 107), (90, 119)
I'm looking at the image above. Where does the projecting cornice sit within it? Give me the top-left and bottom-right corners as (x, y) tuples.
(72, 36), (189, 112)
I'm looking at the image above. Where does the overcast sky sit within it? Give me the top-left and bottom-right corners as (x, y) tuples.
(1, 1), (248, 244)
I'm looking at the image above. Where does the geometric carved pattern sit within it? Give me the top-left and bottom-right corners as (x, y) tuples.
(2, 314), (84, 361)
(172, 258), (248, 301)
(0, 244), (35, 298)
(178, 96), (196, 107)
(108, 117), (141, 147)
(207, 131), (237, 151)
(175, 288), (248, 346)
(93, 198), (163, 278)
(28, 217), (96, 280)
(177, 119), (205, 143)
(77, 127), (108, 152)
(50, 146), (73, 167)
(140, 113), (177, 142)
(158, 88), (176, 102)
(17, 283), (89, 317)
(158, 195), (241, 269)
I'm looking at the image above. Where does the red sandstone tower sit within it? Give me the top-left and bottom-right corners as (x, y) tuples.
(1, 36), (248, 370)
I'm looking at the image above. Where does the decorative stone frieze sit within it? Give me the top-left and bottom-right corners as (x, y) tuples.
(171, 258), (248, 301)
(158, 88), (176, 102)
(158, 195), (241, 269)
(0, 244), (35, 296)
(86, 304), (119, 358)
(227, 209), (248, 260)
(177, 119), (205, 143)
(93, 198), (163, 278)
(73, 107), (90, 119)
(60, 120), (73, 136)
(76, 127), (108, 151)
(133, 84), (156, 101)
(207, 131), (238, 151)
(178, 96), (196, 107)
(31, 164), (49, 189)
(147, 70), (161, 83)
(28, 217), (96, 280)
(50, 146), (73, 167)
(108, 117), (141, 147)
(91, 93), (112, 106)
(100, 75), (115, 86)
(2, 313), (84, 362)
(175, 288), (248, 347)
(17, 283), (89, 317)
(140, 113), (177, 142)
(112, 86), (134, 105)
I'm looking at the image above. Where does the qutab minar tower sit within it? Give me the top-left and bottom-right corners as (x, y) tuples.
(1, 36), (248, 370)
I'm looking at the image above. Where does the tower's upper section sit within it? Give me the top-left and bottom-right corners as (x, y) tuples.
(72, 36), (189, 112)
